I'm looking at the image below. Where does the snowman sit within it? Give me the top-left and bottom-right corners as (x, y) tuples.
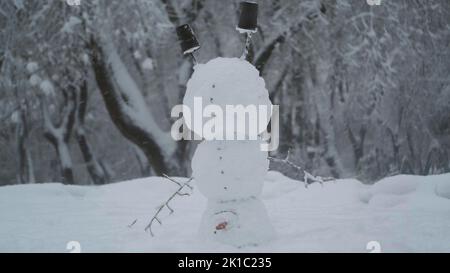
(177, 2), (275, 247)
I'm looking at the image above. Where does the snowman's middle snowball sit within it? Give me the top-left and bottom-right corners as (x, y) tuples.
(192, 140), (269, 201)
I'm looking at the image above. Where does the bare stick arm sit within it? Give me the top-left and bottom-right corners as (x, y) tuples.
(144, 176), (193, 236)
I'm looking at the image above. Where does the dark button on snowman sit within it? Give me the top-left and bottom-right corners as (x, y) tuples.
(177, 2), (275, 247)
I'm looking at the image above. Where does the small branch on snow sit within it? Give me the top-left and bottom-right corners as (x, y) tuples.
(128, 219), (137, 228)
(269, 150), (335, 187)
(143, 175), (193, 236)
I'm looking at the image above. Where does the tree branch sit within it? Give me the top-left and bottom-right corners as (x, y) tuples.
(269, 150), (335, 187)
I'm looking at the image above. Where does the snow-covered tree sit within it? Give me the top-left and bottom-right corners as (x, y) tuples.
(1, 0), (449, 184)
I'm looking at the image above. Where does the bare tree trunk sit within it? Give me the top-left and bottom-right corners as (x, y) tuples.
(347, 124), (367, 171)
(423, 147), (438, 175)
(133, 145), (152, 177)
(25, 145), (35, 183)
(89, 37), (175, 176)
(406, 128), (419, 174)
(75, 80), (109, 184)
(15, 106), (26, 184)
(15, 101), (35, 184)
(387, 127), (400, 170)
(41, 88), (76, 185)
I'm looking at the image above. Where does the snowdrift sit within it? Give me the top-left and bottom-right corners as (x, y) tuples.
(0, 172), (449, 252)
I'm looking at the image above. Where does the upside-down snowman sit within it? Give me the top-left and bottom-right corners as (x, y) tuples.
(176, 2), (276, 247)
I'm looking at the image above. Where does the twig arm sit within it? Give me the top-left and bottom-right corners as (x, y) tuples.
(143, 176), (193, 236)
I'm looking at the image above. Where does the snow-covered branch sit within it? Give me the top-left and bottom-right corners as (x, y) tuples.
(253, 2), (326, 73)
(39, 87), (77, 184)
(87, 3), (178, 175)
(269, 151), (335, 188)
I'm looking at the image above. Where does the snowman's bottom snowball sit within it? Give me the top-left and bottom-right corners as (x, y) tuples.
(199, 198), (276, 247)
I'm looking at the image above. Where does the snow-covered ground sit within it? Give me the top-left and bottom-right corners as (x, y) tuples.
(0, 172), (449, 253)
